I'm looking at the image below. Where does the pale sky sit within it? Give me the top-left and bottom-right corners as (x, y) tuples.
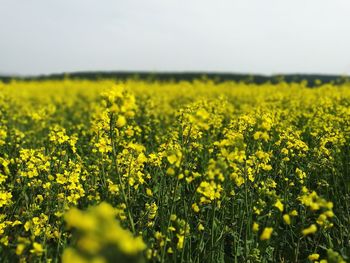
(1, 0), (350, 76)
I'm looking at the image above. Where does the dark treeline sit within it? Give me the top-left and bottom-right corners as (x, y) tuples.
(1, 71), (349, 86)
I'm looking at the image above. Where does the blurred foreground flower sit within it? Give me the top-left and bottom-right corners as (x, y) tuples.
(63, 202), (146, 263)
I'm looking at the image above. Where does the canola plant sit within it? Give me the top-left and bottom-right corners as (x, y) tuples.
(0, 80), (349, 263)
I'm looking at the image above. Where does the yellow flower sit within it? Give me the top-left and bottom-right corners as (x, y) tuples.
(30, 242), (44, 256)
(290, 210), (298, 216)
(283, 214), (291, 225)
(253, 132), (260, 140)
(252, 222), (259, 232)
(24, 221), (31, 231)
(166, 150), (182, 167)
(274, 200), (284, 212)
(155, 231), (165, 247)
(198, 223), (205, 231)
(168, 226), (176, 232)
(64, 208), (97, 231)
(77, 236), (101, 254)
(308, 253), (320, 261)
(36, 194), (44, 202)
(146, 202), (158, 220)
(167, 154), (178, 165)
(166, 167), (175, 176)
(94, 202), (117, 219)
(0, 191), (12, 207)
(316, 214), (327, 226)
(177, 234), (184, 249)
(192, 203), (200, 213)
(324, 210), (334, 218)
(146, 188), (153, 197)
(11, 220), (22, 227)
(302, 224), (317, 236)
(260, 227), (273, 240)
(116, 115), (126, 127)
(62, 248), (88, 263)
(16, 244), (26, 255)
(64, 202), (146, 258)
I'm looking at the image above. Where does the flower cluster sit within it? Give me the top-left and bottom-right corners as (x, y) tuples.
(0, 79), (349, 262)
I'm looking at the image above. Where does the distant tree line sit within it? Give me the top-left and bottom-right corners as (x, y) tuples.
(1, 71), (349, 87)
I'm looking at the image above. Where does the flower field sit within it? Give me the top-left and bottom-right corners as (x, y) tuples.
(0, 80), (349, 262)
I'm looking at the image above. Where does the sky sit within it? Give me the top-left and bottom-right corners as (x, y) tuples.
(1, 0), (350, 76)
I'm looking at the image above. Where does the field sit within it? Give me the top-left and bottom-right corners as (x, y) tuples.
(0, 80), (349, 263)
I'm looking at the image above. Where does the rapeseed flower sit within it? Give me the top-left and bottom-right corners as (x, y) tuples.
(302, 224), (317, 236)
(260, 227), (273, 240)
